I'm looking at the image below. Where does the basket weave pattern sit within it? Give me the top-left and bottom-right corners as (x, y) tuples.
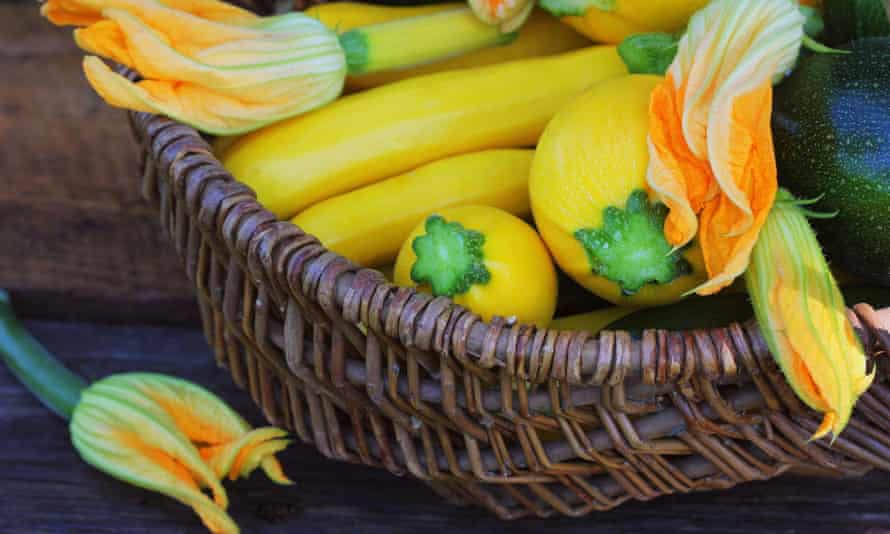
(129, 99), (890, 519)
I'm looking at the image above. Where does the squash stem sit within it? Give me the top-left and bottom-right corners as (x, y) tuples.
(339, 7), (517, 75)
(0, 290), (86, 420)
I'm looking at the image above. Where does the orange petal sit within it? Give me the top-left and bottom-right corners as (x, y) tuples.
(83, 56), (341, 134)
(75, 21), (134, 67)
(41, 0), (256, 29)
(646, 74), (715, 248)
(692, 82), (777, 295)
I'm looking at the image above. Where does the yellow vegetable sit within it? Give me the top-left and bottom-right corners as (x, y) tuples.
(540, 0), (709, 44)
(222, 46), (627, 219)
(530, 75), (706, 307)
(305, 2), (453, 28)
(550, 307), (637, 332)
(394, 205), (557, 327)
(351, 10), (592, 89)
(293, 149), (532, 268)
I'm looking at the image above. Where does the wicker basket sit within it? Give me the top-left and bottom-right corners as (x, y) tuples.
(126, 11), (890, 518)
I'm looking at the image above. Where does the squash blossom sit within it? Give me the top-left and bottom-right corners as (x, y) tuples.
(40, 0), (516, 134)
(746, 191), (874, 440)
(0, 291), (291, 534)
(467, 0), (534, 33)
(646, 0), (805, 296)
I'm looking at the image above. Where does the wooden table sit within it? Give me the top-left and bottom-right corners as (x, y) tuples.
(5, 319), (890, 533)
(4, 2), (890, 532)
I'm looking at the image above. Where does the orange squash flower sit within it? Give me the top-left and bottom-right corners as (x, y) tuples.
(746, 191), (874, 440)
(70, 373), (292, 534)
(646, 0), (806, 295)
(41, 0), (346, 134)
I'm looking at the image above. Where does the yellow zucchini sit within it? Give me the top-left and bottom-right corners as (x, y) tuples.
(304, 3), (591, 90)
(540, 0), (709, 44)
(221, 46), (627, 219)
(304, 2), (454, 29)
(293, 149), (532, 268)
(530, 75), (706, 307)
(394, 205), (558, 327)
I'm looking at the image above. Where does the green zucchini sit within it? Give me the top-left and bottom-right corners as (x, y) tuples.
(773, 38), (890, 286)
(825, 0), (890, 44)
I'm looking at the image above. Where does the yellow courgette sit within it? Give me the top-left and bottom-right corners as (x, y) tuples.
(293, 149), (532, 267)
(539, 0), (709, 44)
(530, 75), (706, 307)
(221, 46), (627, 219)
(304, 3), (592, 89)
(305, 2), (453, 29)
(394, 205), (558, 327)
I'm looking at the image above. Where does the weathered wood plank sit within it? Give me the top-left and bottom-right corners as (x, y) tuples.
(0, 3), (198, 324)
(2, 320), (890, 533)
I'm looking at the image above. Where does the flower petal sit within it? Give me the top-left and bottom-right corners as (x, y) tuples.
(646, 0), (803, 294)
(70, 383), (238, 533)
(746, 191), (873, 439)
(41, 0), (256, 28)
(200, 427), (291, 482)
(84, 56), (342, 134)
(646, 74), (714, 248)
(98, 373), (255, 445)
(75, 20), (134, 67)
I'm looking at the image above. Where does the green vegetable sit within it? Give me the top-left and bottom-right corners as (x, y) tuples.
(825, 0), (890, 44)
(411, 215), (491, 296)
(773, 38), (890, 286)
(574, 190), (690, 296)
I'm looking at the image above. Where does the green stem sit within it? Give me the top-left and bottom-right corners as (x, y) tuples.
(0, 290), (86, 420)
(411, 215), (491, 297)
(339, 7), (517, 75)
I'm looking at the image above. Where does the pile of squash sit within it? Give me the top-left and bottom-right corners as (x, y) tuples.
(216, 0), (890, 331)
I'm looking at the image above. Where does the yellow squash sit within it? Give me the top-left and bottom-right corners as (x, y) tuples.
(305, 2), (453, 28)
(394, 205), (557, 327)
(530, 75), (706, 307)
(542, 0), (709, 44)
(305, 3), (592, 89)
(221, 46), (627, 219)
(293, 149), (532, 268)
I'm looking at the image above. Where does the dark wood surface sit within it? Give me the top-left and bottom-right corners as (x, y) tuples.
(1, 318), (890, 533)
(0, 1), (198, 325)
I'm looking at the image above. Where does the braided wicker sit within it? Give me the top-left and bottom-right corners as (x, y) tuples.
(126, 15), (890, 518)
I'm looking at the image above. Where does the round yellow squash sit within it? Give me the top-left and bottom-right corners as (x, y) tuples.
(394, 205), (557, 327)
(559, 0), (710, 44)
(530, 74), (706, 307)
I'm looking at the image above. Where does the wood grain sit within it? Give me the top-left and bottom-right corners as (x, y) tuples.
(2, 318), (890, 533)
(0, 3), (198, 325)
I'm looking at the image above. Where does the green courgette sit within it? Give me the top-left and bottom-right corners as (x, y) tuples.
(773, 38), (890, 286)
(824, 0), (890, 44)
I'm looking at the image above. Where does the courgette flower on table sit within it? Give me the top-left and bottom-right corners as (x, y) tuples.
(746, 191), (874, 440)
(646, 0), (805, 295)
(71, 373), (292, 533)
(40, 0), (514, 134)
(0, 293), (292, 534)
